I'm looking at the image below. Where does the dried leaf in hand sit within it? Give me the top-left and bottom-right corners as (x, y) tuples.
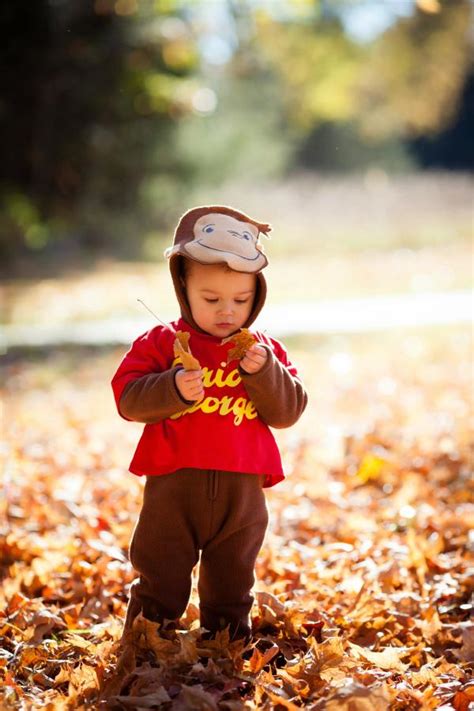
(221, 328), (257, 363)
(173, 331), (201, 370)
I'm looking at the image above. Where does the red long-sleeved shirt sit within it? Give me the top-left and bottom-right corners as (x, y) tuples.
(111, 318), (307, 488)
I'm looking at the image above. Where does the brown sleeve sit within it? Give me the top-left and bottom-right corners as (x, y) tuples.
(239, 346), (308, 428)
(118, 366), (192, 424)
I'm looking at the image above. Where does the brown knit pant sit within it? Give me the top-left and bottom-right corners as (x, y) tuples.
(123, 469), (269, 642)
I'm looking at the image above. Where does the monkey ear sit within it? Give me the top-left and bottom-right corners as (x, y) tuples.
(259, 223), (272, 236)
(164, 244), (181, 259)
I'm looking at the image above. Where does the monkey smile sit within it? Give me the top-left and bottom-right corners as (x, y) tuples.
(195, 240), (261, 261)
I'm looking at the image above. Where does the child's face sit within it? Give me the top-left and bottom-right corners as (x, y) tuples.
(184, 262), (256, 337)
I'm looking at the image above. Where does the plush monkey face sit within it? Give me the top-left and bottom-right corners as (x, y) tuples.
(183, 213), (266, 272)
(165, 206), (270, 273)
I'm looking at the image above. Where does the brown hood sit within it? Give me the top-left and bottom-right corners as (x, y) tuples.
(169, 255), (267, 333)
(166, 205), (270, 334)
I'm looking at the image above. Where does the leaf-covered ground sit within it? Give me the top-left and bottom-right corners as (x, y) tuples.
(1, 326), (473, 710)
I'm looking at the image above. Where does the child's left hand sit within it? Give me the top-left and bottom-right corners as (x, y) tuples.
(240, 344), (268, 374)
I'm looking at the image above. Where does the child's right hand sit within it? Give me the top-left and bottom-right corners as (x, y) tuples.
(175, 368), (204, 402)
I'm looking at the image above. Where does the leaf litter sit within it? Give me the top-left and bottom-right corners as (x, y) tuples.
(0, 326), (472, 709)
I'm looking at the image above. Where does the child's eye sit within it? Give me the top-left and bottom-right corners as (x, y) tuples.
(205, 298), (218, 303)
(235, 299), (249, 304)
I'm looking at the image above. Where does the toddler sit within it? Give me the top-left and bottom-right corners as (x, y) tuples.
(111, 205), (308, 643)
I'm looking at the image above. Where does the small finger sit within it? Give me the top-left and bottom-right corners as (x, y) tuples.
(240, 357), (254, 370)
(184, 369), (203, 381)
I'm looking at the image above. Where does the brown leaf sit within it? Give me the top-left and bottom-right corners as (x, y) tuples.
(196, 627), (246, 665)
(174, 683), (219, 710)
(176, 628), (201, 664)
(26, 608), (67, 643)
(110, 688), (171, 708)
(452, 625), (474, 663)
(420, 607), (444, 641)
(453, 686), (474, 711)
(221, 328), (257, 363)
(135, 614), (178, 662)
(325, 679), (396, 710)
(245, 642), (280, 673)
(99, 641), (136, 700)
(68, 663), (99, 696)
(311, 634), (346, 670)
(173, 331), (201, 370)
(262, 687), (302, 710)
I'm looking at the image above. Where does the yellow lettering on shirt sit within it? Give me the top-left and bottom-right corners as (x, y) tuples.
(169, 359), (257, 426)
(172, 358), (242, 389)
(170, 394), (258, 426)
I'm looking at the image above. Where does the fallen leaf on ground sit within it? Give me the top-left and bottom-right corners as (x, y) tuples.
(348, 641), (410, 672)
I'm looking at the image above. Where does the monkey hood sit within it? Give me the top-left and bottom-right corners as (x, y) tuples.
(165, 205), (271, 333)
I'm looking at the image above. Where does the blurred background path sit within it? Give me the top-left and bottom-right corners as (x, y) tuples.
(2, 288), (472, 348)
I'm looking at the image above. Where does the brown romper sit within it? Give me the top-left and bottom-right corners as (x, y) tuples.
(118, 344), (307, 641)
(125, 468), (268, 641)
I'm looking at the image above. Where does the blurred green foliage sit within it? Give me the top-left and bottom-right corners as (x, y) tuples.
(256, 1), (472, 138)
(0, 0), (472, 270)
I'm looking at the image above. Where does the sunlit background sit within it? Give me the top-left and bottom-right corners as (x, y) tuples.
(1, 0), (472, 271)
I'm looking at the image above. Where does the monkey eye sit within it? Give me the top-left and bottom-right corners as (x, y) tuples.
(203, 224), (215, 234)
(242, 232), (252, 240)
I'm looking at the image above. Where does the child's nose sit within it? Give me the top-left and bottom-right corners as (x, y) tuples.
(218, 301), (234, 315)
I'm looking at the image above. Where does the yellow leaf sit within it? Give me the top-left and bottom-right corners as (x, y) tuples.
(356, 453), (386, 483)
(173, 331), (201, 371)
(348, 641), (410, 672)
(409, 663), (441, 687)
